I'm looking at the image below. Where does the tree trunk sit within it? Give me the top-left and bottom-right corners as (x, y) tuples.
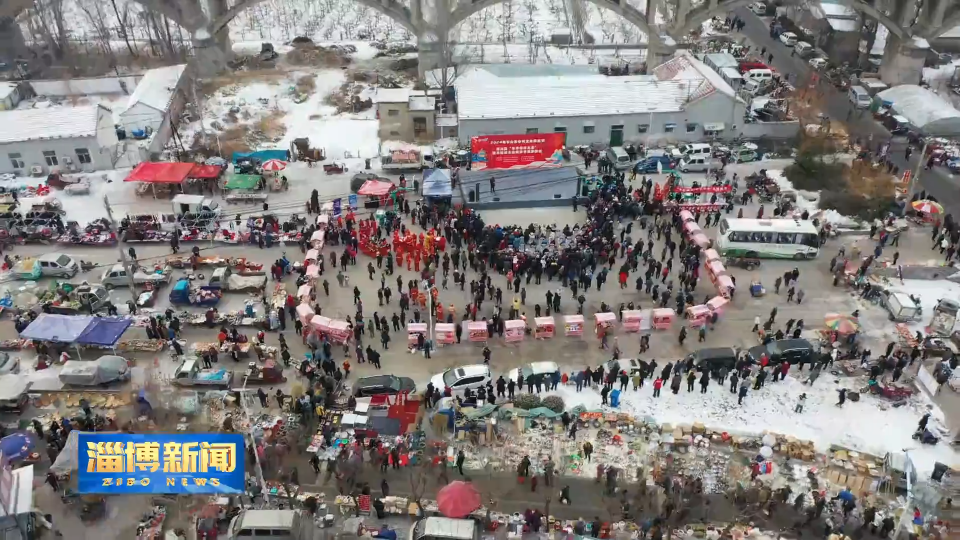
(110, 0), (137, 58)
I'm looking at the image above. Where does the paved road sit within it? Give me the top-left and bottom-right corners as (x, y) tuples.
(734, 7), (960, 216)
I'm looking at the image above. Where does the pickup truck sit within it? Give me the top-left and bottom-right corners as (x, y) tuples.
(100, 263), (171, 290)
(169, 279), (222, 306)
(44, 284), (111, 314)
(172, 358), (233, 388)
(209, 267), (267, 293)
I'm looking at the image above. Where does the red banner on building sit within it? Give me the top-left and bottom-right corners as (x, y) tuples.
(470, 133), (566, 170)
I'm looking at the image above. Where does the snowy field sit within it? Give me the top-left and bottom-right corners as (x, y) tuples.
(545, 371), (956, 476)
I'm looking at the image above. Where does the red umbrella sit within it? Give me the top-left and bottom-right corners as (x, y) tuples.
(262, 159), (287, 172)
(436, 481), (481, 517)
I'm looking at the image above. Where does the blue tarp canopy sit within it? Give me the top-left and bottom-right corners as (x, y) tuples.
(422, 168), (452, 197)
(76, 317), (133, 347)
(231, 150), (288, 164)
(19, 314), (93, 343)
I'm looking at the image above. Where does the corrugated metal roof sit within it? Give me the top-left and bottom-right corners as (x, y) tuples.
(653, 52), (736, 101)
(123, 64), (186, 114)
(458, 77), (698, 119)
(0, 104), (102, 144)
(878, 85), (960, 136)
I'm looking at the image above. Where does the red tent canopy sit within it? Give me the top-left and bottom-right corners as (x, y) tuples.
(357, 180), (395, 197)
(124, 162), (197, 184)
(188, 164), (223, 179)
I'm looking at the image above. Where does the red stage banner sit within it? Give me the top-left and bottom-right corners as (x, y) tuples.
(470, 134), (566, 170)
(672, 185), (732, 194)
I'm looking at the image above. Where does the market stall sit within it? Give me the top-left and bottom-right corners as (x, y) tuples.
(652, 308), (675, 329)
(685, 305), (710, 327)
(435, 323), (455, 345)
(304, 249), (320, 264)
(678, 210), (695, 223)
(564, 314), (584, 336)
(534, 317), (555, 339)
(622, 310), (643, 332)
(326, 320), (351, 344)
(466, 321), (488, 342)
(310, 231), (325, 250)
(223, 174), (267, 204)
(297, 284), (312, 302)
(703, 248), (721, 262)
(594, 312), (616, 334)
(706, 296), (729, 315)
(683, 221), (702, 236)
(717, 275), (735, 298)
(296, 304), (314, 326)
(504, 320), (525, 342)
(407, 323), (428, 347)
(691, 232), (711, 249)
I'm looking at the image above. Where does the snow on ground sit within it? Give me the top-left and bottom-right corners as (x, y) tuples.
(766, 168), (863, 227)
(0, 169), (135, 224)
(544, 374), (958, 475)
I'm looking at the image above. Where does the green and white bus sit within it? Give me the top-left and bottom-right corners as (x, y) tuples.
(716, 218), (820, 259)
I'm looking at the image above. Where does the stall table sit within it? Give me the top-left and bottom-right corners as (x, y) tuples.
(435, 323), (455, 345)
(622, 310), (643, 333)
(685, 305), (710, 327)
(466, 321), (488, 342)
(594, 312), (616, 336)
(407, 323), (428, 347)
(652, 308), (675, 330)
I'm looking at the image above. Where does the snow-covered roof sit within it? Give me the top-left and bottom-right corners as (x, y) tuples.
(878, 85), (960, 136)
(703, 53), (739, 69)
(458, 76), (707, 119)
(375, 88), (411, 103)
(122, 64), (186, 114)
(0, 82), (17, 101)
(0, 104), (103, 144)
(938, 25), (960, 39)
(815, 1), (856, 18)
(653, 51), (737, 100)
(827, 17), (859, 32)
(409, 95), (434, 111)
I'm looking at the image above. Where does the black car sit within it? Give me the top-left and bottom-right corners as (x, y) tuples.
(747, 339), (818, 367)
(686, 347), (740, 371)
(352, 375), (417, 397)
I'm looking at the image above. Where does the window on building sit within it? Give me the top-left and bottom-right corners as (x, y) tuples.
(42, 151), (58, 167)
(638, 124), (649, 134)
(686, 123), (698, 133)
(8, 153), (23, 169)
(526, 128), (539, 134)
(583, 125), (595, 134)
(390, 131), (400, 137)
(387, 109), (400, 117)
(664, 123), (676, 133)
(75, 148), (92, 164)
(554, 126), (567, 133)
(413, 117), (427, 137)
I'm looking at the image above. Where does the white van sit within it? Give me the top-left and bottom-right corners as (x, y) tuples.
(678, 143), (712, 159)
(849, 85), (871, 109)
(793, 42), (813, 57)
(228, 510), (312, 539)
(678, 156), (721, 173)
(606, 146), (634, 171)
(410, 517), (479, 540)
(744, 69), (773, 84)
(38, 253), (79, 278)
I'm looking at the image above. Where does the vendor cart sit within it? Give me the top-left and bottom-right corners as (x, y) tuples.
(564, 314), (584, 336)
(534, 317), (555, 339)
(243, 360), (287, 384)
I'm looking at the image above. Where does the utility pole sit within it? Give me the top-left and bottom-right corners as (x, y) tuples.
(102, 195), (139, 305)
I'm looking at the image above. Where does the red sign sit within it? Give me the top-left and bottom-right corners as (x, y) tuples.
(470, 133), (566, 170)
(672, 185), (732, 194)
(670, 203), (724, 212)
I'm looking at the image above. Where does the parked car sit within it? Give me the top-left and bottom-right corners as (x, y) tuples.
(603, 358), (646, 375)
(946, 158), (960, 173)
(779, 32), (798, 46)
(353, 374), (416, 397)
(793, 42), (813, 57)
(808, 57), (828, 70)
(59, 355), (130, 386)
(431, 365), (491, 394)
(746, 339), (819, 366)
(37, 253), (80, 278)
(506, 361), (559, 383)
(100, 263), (170, 290)
(748, 1), (767, 14)
(0, 353), (19, 375)
(686, 347), (740, 371)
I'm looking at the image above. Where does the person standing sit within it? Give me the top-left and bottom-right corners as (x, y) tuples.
(738, 382), (748, 405)
(653, 377), (663, 397)
(456, 450), (465, 475)
(837, 388), (847, 407)
(582, 442), (593, 462)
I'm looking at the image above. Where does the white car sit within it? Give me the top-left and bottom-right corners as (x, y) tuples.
(506, 361), (559, 383)
(748, 1), (767, 15)
(809, 57), (828, 70)
(779, 32), (798, 46)
(431, 364), (491, 394)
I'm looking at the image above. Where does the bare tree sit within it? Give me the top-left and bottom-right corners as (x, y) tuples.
(76, 0), (117, 64)
(109, 0), (139, 59)
(26, 0), (71, 61)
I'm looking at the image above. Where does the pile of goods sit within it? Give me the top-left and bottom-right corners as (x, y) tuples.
(116, 340), (166, 353)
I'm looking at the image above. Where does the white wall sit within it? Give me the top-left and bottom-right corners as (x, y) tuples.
(458, 93), (748, 146)
(119, 102), (164, 132)
(29, 75), (141, 98)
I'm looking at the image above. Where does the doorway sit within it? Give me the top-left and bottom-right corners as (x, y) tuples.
(609, 125), (624, 146)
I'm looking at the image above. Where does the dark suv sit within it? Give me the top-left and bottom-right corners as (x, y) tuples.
(352, 374), (417, 397)
(686, 347), (740, 371)
(747, 339), (818, 367)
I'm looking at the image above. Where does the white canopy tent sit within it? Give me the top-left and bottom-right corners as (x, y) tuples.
(877, 85), (960, 136)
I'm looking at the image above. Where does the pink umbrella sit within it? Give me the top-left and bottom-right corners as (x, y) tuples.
(437, 481), (481, 517)
(262, 159), (287, 172)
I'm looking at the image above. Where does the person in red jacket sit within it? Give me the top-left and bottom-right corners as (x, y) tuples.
(780, 360), (790, 380)
(653, 378), (663, 397)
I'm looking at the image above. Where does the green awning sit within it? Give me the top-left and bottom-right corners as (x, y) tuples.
(224, 174), (262, 190)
